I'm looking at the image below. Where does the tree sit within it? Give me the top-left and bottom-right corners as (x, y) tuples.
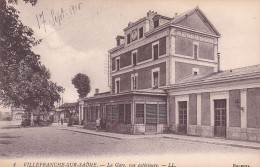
(72, 73), (91, 98)
(0, 0), (64, 125)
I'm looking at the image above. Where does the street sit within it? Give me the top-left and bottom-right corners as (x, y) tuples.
(0, 121), (259, 159)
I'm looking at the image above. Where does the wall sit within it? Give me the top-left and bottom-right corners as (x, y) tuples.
(201, 92), (210, 126)
(247, 88), (260, 128)
(175, 61), (214, 81)
(175, 36), (214, 60)
(111, 62), (167, 93)
(189, 94), (197, 125)
(229, 90), (241, 127)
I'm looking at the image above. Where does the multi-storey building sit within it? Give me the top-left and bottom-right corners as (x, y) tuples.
(79, 7), (260, 142)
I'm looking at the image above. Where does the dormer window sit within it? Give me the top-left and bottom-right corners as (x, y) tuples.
(154, 20), (159, 28)
(117, 39), (120, 46)
(139, 27), (143, 39)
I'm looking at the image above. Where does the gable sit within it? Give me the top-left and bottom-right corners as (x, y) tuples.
(175, 11), (218, 36)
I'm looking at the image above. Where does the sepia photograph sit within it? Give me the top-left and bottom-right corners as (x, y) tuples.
(0, 0), (260, 166)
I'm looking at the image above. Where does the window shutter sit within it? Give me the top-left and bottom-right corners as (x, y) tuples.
(146, 104), (157, 124)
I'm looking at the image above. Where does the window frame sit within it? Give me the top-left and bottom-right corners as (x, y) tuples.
(131, 73), (138, 91)
(151, 67), (160, 88)
(139, 27), (143, 39)
(154, 19), (159, 28)
(193, 42), (199, 59)
(152, 41), (159, 60)
(115, 77), (120, 94)
(127, 33), (131, 44)
(131, 50), (138, 66)
(115, 57), (120, 71)
(192, 68), (200, 75)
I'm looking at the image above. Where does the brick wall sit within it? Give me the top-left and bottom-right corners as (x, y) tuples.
(120, 51), (132, 68)
(112, 62), (167, 93)
(137, 62), (166, 89)
(247, 88), (260, 128)
(159, 37), (166, 56)
(175, 61), (214, 81)
(169, 96), (175, 125)
(199, 42), (214, 60)
(189, 94), (197, 125)
(229, 90), (241, 127)
(201, 92), (210, 126)
(175, 36), (193, 57)
(175, 36), (214, 60)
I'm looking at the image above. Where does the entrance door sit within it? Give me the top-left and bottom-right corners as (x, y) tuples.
(178, 101), (187, 134)
(214, 99), (226, 137)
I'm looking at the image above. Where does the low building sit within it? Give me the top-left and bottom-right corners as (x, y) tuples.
(78, 7), (260, 142)
(11, 108), (25, 121)
(54, 102), (79, 123)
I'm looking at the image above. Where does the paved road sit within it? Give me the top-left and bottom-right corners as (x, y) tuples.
(0, 121), (259, 158)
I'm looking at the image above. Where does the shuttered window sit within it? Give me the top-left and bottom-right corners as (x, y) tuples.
(159, 104), (167, 124)
(106, 105), (112, 123)
(146, 104), (157, 124)
(125, 104), (131, 124)
(118, 104), (124, 123)
(136, 104), (144, 124)
(112, 105), (118, 123)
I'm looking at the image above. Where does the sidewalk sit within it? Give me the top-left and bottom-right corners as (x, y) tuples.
(60, 125), (260, 150)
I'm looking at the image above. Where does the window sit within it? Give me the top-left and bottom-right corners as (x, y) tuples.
(152, 68), (159, 88)
(115, 78), (120, 94)
(139, 27), (143, 38)
(118, 104), (125, 123)
(127, 33), (131, 44)
(159, 104), (167, 124)
(116, 57), (120, 71)
(131, 73), (138, 91)
(193, 43), (199, 59)
(125, 104), (131, 124)
(136, 104), (144, 124)
(146, 104), (157, 124)
(117, 39), (120, 46)
(152, 42), (159, 60)
(192, 68), (199, 75)
(154, 20), (159, 28)
(132, 51), (137, 66)
(106, 105), (112, 123)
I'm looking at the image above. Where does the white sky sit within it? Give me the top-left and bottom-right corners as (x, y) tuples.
(1, 0), (260, 112)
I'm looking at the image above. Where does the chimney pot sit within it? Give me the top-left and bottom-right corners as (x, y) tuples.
(95, 88), (99, 94)
(217, 53), (220, 72)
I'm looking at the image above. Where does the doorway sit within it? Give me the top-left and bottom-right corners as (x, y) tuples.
(214, 99), (226, 137)
(178, 101), (187, 134)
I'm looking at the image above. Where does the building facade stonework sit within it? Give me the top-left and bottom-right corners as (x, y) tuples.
(78, 7), (260, 142)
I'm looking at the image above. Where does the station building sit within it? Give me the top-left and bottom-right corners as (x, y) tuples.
(78, 7), (260, 142)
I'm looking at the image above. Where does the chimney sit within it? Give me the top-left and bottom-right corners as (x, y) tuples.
(95, 88), (99, 95)
(217, 53), (220, 72)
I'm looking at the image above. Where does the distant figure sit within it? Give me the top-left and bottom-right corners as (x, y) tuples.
(96, 117), (101, 131)
(61, 118), (63, 125)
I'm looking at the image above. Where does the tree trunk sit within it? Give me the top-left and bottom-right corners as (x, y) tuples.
(30, 112), (34, 127)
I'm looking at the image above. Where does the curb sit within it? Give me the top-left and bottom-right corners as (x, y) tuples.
(60, 128), (123, 140)
(163, 136), (260, 150)
(60, 127), (260, 150)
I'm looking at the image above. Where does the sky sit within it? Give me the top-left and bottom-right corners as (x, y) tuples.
(1, 0), (260, 112)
